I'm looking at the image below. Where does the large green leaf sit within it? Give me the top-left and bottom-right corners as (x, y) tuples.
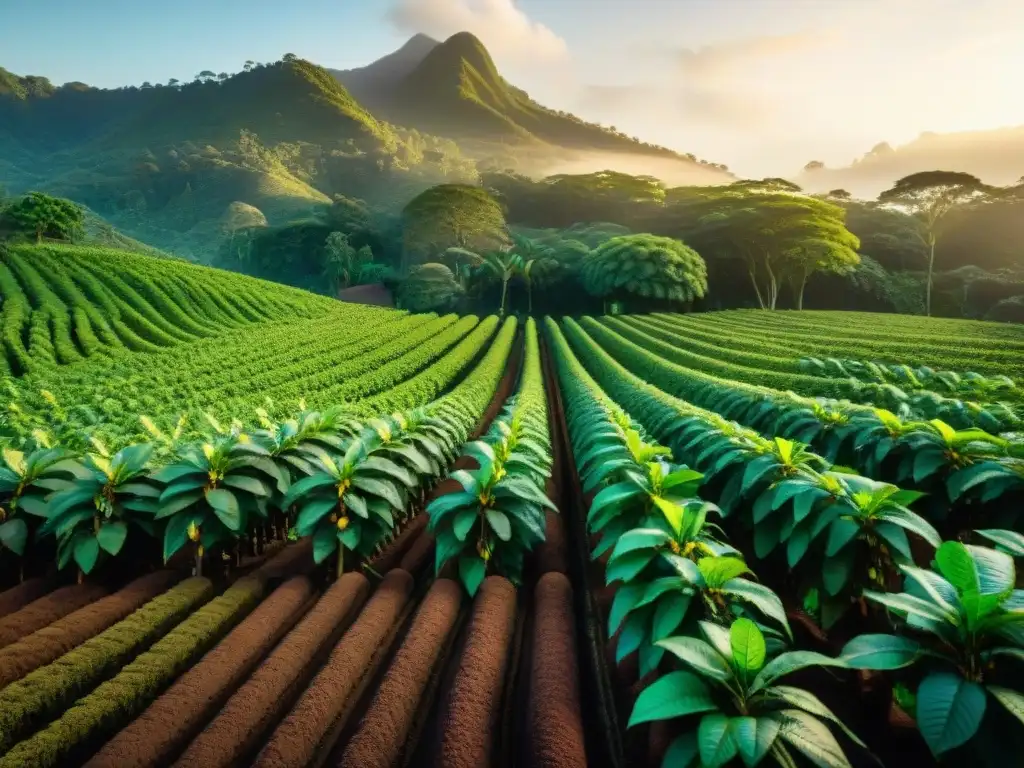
(916, 672), (986, 756)
(352, 475), (405, 511)
(97, 521), (128, 556)
(775, 709), (852, 768)
(485, 509), (512, 541)
(840, 634), (922, 670)
(222, 474), (272, 498)
(628, 670), (716, 727)
(205, 488), (241, 531)
(766, 685), (867, 748)
(752, 651), (847, 693)
(312, 523), (337, 564)
(699, 714), (739, 768)
(732, 716), (781, 768)
(282, 473), (337, 507)
(74, 534), (100, 574)
(657, 636), (733, 682)
(0, 519), (28, 555)
(427, 491), (476, 519)
(296, 498), (337, 537)
(722, 578), (791, 637)
(652, 592), (691, 642)
(459, 554), (486, 596)
(935, 541), (979, 594)
(731, 618), (767, 676)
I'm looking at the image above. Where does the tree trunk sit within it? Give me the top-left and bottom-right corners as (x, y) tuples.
(765, 259), (779, 310)
(926, 236), (936, 317)
(796, 274), (807, 311)
(747, 266), (766, 309)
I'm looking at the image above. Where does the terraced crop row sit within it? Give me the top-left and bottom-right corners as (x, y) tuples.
(0, 245), (340, 376)
(548, 316), (1024, 767)
(612, 315), (1023, 432)
(655, 310), (1024, 379)
(0, 312), (595, 768)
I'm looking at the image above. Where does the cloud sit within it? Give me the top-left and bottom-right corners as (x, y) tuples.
(579, 82), (771, 132)
(677, 30), (834, 78)
(388, 0), (568, 64)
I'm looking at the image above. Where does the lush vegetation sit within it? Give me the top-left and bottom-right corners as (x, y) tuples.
(0, 24), (1021, 768)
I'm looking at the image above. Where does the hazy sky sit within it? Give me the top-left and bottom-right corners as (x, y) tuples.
(3, 0), (1023, 177)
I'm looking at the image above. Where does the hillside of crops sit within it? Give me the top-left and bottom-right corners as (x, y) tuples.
(0, 245), (1022, 767)
(0, 244), (341, 377)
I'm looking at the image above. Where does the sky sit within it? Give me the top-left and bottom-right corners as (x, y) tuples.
(2, 0), (1023, 178)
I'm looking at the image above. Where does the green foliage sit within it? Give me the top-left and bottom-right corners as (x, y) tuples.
(0, 192), (84, 244)
(427, 319), (554, 593)
(878, 171), (993, 316)
(396, 263), (464, 312)
(41, 441), (159, 573)
(631, 619), (862, 768)
(401, 184), (508, 270)
(841, 541), (1024, 758)
(582, 234), (708, 306)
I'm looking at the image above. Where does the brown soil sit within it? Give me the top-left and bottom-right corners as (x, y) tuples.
(0, 578), (52, 620)
(398, 531), (435, 575)
(338, 579), (464, 768)
(252, 540), (315, 584)
(0, 582), (109, 649)
(253, 569), (415, 768)
(434, 575), (517, 768)
(526, 573), (586, 768)
(371, 515), (429, 574)
(532, 510), (568, 577)
(173, 572), (371, 768)
(539, 336), (625, 768)
(85, 576), (316, 768)
(337, 283), (394, 308)
(0, 570), (181, 690)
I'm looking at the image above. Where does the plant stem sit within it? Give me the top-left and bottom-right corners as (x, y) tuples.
(337, 544), (345, 579)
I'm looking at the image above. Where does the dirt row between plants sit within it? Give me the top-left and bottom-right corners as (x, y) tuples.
(0, 578), (52, 620)
(0, 570), (183, 690)
(0, 581), (110, 648)
(253, 569), (416, 768)
(525, 572), (587, 768)
(337, 578), (463, 768)
(540, 335), (623, 768)
(172, 572), (371, 768)
(84, 575), (318, 768)
(433, 575), (518, 768)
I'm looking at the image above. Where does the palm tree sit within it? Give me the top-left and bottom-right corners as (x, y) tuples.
(480, 251), (523, 315)
(509, 233), (553, 314)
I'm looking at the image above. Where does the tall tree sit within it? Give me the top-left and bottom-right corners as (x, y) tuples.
(401, 184), (508, 273)
(683, 191), (857, 309)
(878, 171), (991, 316)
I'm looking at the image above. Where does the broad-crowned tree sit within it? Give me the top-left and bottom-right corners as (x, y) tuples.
(400, 184), (508, 272)
(1, 192), (84, 244)
(878, 171), (992, 316)
(397, 263), (464, 312)
(582, 234), (707, 309)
